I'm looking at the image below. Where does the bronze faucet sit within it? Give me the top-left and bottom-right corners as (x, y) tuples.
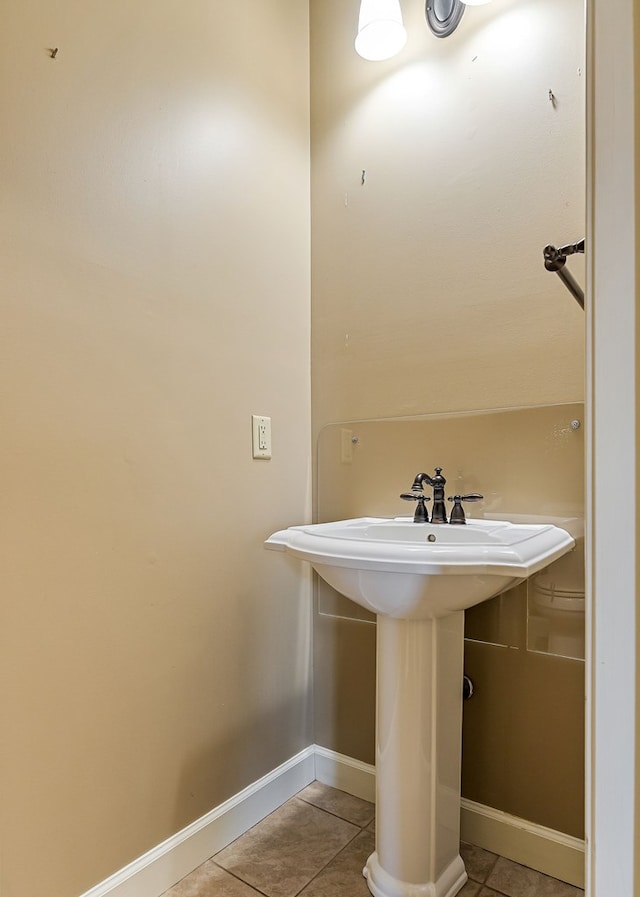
(400, 467), (448, 523)
(401, 468), (483, 524)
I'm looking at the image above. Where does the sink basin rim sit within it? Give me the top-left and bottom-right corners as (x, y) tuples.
(265, 516), (576, 578)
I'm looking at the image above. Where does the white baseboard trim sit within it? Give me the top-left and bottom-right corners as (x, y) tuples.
(79, 745), (585, 897)
(314, 745), (376, 803)
(460, 798), (585, 889)
(313, 747), (585, 890)
(78, 746), (315, 897)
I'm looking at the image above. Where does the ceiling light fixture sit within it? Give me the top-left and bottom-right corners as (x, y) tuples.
(356, 0), (492, 59)
(426, 0), (492, 39)
(355, 0), (408, 60)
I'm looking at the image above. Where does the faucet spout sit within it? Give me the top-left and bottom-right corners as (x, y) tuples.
(400, 472), (433, 522)
(410, 472), (435, 490)
(401, 468), (448, 523)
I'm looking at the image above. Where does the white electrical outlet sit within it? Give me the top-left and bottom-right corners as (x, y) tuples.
(252, 415), (272, 459)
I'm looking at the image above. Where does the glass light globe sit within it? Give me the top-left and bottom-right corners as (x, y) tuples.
(355, 0), (408, 61)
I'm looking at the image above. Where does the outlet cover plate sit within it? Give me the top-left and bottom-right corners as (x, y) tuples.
(252, 415), (272, 459)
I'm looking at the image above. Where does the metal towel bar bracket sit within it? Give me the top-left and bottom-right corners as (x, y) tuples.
(543, 239), (585, 309)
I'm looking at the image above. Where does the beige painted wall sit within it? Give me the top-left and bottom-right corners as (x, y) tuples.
(0, 4), (311, 897)
(311, 0), (585, 432)
(315, 405), (585, 837)
(310, 0), (585, 838)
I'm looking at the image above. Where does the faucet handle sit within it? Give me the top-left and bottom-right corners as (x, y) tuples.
(447, 493), (484, 525)
(400, 491), (431, 523)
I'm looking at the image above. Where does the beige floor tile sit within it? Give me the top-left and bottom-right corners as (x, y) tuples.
(460, 842), (499, 883)
(486, 856), (584, 897)
(161, 788), (581, 897)
(456, 881), (482, 897)
(161, 859), (263, 897)
(296, 782), (375, 827)
(298, 829), (375, 896)
(214, 797), (359, 897)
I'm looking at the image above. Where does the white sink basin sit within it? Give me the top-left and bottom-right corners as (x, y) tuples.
(266, 516), (575, 620)
(267, 513), (576, 896)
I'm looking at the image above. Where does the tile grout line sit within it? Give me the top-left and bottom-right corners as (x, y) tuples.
(300, 820), (379, 897)
(294, 794), (375, 829)
(468, 849), (501, 886)
(209, 794), (372, 897)
(209, 860), (272, 897)
(289, 792), (375, 897)
(292, 827), (366, 897)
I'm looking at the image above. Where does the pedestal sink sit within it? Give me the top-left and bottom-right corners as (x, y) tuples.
(266, 516), (575, 897)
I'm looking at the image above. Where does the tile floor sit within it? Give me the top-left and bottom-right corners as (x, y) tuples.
(162, 782), (584, 897)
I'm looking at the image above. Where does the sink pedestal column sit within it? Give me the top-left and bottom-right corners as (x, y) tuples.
(364, 612), (468, 897)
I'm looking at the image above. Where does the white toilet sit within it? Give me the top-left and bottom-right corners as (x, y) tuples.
(528, 533), (585, 660)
